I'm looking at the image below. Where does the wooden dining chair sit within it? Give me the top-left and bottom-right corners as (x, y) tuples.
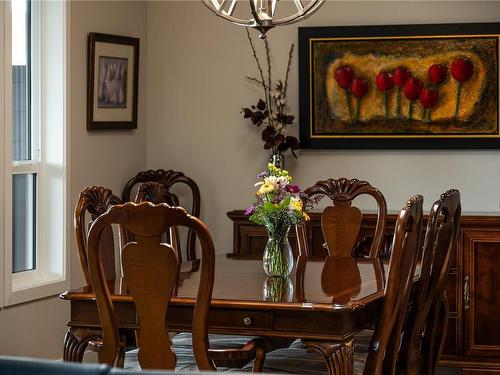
(302, 178), (388, 258)
(398, 189), (461, 375)
(247, 195), (423, 375)
(122, 169), (200, 262)
(72, 186), (131, 364)
(133, 181), (266, 368)
(75, 186), (124, 286)
(86, 202), (265, 372)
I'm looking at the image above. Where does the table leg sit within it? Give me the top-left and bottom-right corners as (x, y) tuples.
(63, 327), (102, 362)
(303, 339), (354, 375)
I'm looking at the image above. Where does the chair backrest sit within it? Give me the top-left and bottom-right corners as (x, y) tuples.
(399, 189), (461, 375)
(363, 195), (423, 375)
(75, 186), (123, 285)
(133, 182), (182, 258)
(303, 178), (387, 258)
(122, 169), (201, 261)
(87, 202), (215, 371)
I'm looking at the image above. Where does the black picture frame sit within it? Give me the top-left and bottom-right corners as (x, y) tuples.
(299, 23), (500, 149)
(87, 33), (140, 131)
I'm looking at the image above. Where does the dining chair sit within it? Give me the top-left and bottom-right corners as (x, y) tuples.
(75, 186), (124, 286)
(134, 181), (266, 369)
(86, 202), (265, 372)
(73, 186), (132, 365)
(246, 195), (423, 375)
(398, 189), (461, 375)
(302, 178), (388, 258)
(122, 169), (200, 262)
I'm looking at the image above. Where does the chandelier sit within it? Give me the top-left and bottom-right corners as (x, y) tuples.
(201, 0), (326, 38)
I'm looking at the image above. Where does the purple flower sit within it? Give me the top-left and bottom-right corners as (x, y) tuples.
(257, 171), (269, 178)
(285, 184), (301, 194)
(244, 206), (255, 215)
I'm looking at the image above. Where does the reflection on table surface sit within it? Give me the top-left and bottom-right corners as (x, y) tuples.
(62, 254), (387, 312)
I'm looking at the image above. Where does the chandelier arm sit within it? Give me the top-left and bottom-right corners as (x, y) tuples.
(249, 0), (263, 26)
(227, 0), (237, 16)
(201, 0), (253, 26)
(272, 0), (326, 25)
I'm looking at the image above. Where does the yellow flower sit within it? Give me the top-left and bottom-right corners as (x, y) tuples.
(303, 212), (310, 221)
(258, 182), (275, 195)
(289, 197), (303, 211)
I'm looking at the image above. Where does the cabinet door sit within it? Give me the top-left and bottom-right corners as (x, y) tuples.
(463, 230), (500, 358)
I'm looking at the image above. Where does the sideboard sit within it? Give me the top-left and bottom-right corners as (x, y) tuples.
(227, 210), (500, 373)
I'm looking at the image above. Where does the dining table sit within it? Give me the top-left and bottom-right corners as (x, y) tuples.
(60, 254), (388, 375)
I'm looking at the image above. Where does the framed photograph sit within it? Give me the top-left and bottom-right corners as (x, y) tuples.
(87, 33), (139, 130)
(299, 23), (500, 149)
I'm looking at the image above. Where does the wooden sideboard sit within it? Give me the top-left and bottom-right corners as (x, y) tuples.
(227, 210), (500, 372)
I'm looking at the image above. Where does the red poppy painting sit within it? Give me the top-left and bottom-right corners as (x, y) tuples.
(299, 24), (500, 149)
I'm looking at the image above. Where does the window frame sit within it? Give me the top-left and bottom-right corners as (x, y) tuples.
(0, 0), (6, 308)
(2, 0), (70, 306)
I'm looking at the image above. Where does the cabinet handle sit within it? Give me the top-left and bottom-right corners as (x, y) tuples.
(464, 276), (470, 311)
(243, 317), (252, 326)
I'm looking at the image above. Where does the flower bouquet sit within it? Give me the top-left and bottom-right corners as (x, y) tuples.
(245, 164), (311, 277)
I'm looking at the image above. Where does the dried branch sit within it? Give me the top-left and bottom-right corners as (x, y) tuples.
(284, 44), (295, 98)
(246, 28), (271, 124)
(246, 76), (270, 90)
(264, 38), (274, 125)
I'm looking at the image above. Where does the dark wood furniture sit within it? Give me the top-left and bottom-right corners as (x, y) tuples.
(85, 202), (264, 371)
(291, 195), (423, 375)
(363, 195), (423, 375)
(399, 190), (461, 375)
(303, 178), (387, 258)
(122, 169), (201, 261)
(61, 253), (390, 374)
(227, 210), (500, 373)
(74, 186), (123, 286)
(71, 186), (128, 364)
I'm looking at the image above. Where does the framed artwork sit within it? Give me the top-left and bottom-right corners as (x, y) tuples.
(87, 33), (140, 130)
(299, 23), (500, 149)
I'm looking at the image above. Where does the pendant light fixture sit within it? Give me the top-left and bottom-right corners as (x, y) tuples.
(201, 0), (326, 38)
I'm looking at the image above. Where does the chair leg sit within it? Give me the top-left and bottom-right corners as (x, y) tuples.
(251, 344), (266, 373)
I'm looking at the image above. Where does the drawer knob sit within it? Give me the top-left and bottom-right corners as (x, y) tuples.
(243, 317), (252, 326)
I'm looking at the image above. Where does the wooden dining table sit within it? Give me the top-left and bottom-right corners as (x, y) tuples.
(60, 254), (387, 375)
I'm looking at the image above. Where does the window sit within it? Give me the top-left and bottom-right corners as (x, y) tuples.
(2, 0), (68, 306)
(11, 0), (38, 275)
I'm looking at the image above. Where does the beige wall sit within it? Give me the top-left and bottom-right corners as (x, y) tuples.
(146, 1), (500, 254)
(69, 0), (148, 289)
(0, 0), (147, 359)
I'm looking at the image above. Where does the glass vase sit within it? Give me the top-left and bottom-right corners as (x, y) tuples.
(269, 153), (285, 169)
(263, 276), (294, 302)
(263, 226), (294, 277)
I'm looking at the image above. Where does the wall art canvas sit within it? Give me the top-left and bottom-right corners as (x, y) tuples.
(299, 23), (500, 148)
(87, 33), (139, 130)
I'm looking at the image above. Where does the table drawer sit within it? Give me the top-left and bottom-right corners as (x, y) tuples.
(209, 309), (273, 330)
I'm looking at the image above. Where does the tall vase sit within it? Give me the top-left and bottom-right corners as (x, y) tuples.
(269, 153), (285, 169)
(263, 225), (294, 277)
(263, 276), (294, 302)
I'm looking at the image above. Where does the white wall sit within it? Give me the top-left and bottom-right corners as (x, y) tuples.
(0, 0), (147, 359)
(146, 1), (500, 254)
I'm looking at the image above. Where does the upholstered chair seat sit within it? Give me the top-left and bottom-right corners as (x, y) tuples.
(233, 346), (367, 375)
(123, 333), (259, 372)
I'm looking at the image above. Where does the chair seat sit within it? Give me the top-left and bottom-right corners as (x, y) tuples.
(353, 329), (373, 354)
(234, 347), (366, 374)
(124, 333), (259, 371)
